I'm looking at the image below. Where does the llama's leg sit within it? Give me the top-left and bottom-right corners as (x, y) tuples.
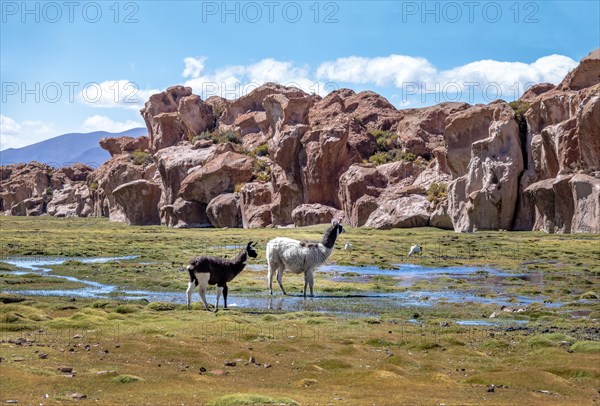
(303, 272), (308, 299)
(223, 284), (228, 309)
(199, 287), (210, 311)
(276, 267), (287, 295)
(215, 286), (223, 311)
(267, 263), (275, 295)
(197, 273), (210, 311)
(186, 281), (194, 310)
(307, 269), (314, 297)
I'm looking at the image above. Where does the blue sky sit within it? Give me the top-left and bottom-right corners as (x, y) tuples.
(1, 0), (599, 150)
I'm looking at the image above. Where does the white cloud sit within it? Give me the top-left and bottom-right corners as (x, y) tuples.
(182, 56), (207, 78)
(317, 55), (437, 87)
(82, 115), (143, 133)
(0, 116), (57, 150)
(1, 115), (21, 135)
(182, 57), (329, 99)
(78, 80), (160, 110)
(180, 53), (577, 105)
(316, 54), (578, 102)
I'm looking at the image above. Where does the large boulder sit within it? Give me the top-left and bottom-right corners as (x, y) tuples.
(292, 204), (342, 227)
(178, 94), (214, 140)
(558, 49), (600, 91)
(0, 162), (52, 213)
(113, 179), (162, 225)
(445, 104), (499, 178)
(47, 183), (92, 218)
(10, 196), (47, 216)
(160, 197), (210, 228)
(89, 155), (152, 221)
(141, 85), (191, 151)
(206, 193), (242, 228)
(300, 125), (360, 207)
(570, 174), (600, 233)
(99, 136), (149, 157)
(396, 102), (470, 158)
(365, 194), (430, 229)
(179, 151), (254, 204)
(239, 182), (273, 228)
(265, 92), (315, 225)
(154, 143), (220, 207)
(220, 83), (308, 126)
(338, 162), (422, 227)
(447, 102), (523, 232)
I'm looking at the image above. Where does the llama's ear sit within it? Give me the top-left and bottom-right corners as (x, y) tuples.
(331, 218), (339, 226)
(251, 241), (257, 247)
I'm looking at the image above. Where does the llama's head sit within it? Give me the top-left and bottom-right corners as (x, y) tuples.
(331, 219), (345, 236)
(246, 241), (258, 258)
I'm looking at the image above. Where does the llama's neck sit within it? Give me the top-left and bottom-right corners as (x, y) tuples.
(320, 225), (340, 249)
(232, 249), (248, 275)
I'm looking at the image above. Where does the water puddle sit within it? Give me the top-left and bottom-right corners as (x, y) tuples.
(455, 319), (529, 326)
(0, 256), (563, 314)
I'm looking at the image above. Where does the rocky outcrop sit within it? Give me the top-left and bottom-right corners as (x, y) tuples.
(4, 49), (598, 234)
(112, 180), (162, 225)
(516, 49), (600, 233)
(365, 194), (430, 229)
(178, 94), (214, 140)
(154, 143), (219, 207)
(0, 162), (95, 217)
(447, 102), (523, 232)
(338, 162), (424, 227)
(89, 155), (153, 221)
(0, 162), (52, 212)
(570, 174), (600, 233)
(239, 182), (273, 228)
(292, 204), (342, 227)
(47, 183), (93, 218)
(558, 49), (600, 91)
(99, 136), (149, 157)
(179, 151), (254, 203)
(300, 125), (360, 207)
(160, 197), (210, 228)
(396, 102), (470, 158)
(526, 174), (600, 233)
(206, 193), (242, 228)
(220, 83), (308, 126)
(141, 86), (213, 152)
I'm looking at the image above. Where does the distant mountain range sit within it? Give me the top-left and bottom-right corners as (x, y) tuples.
(0, 128), (147, 168)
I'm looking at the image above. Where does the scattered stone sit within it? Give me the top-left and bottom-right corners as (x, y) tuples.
(489, 312), (499, 319)
(58, 367), (73, 373)
(72, 334), (83, 339)
(385, 349), (394, 357)
(248, 356), (256, 364)
(38, 353), (48, 359)
(487, 384), (495, 393)
(263, 363), (272, 368)
(224, 361), (237, 367)
(199, 367), (207, 374)
(71, 393), (87, 400)
(209, 369), (229, 376)
(6, 400), (18, 404)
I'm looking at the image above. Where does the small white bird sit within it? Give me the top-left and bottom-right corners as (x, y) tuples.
(408, 244), (422, 257)
(344, 242), (353, 252)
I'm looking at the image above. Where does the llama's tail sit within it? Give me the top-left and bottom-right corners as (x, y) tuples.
(187, 265), (199, 286)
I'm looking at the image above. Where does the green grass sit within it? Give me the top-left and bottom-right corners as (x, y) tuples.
(0, 217), (598, 405)
(209, 394), (299, 406)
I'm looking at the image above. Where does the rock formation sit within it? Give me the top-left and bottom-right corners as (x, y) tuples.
(4, 49), (598, 234)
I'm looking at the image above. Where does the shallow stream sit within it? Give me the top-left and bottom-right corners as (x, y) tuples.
(1, 255), (566, 324)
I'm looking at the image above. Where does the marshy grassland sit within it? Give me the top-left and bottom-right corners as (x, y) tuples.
(0, 216), (599, 405)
